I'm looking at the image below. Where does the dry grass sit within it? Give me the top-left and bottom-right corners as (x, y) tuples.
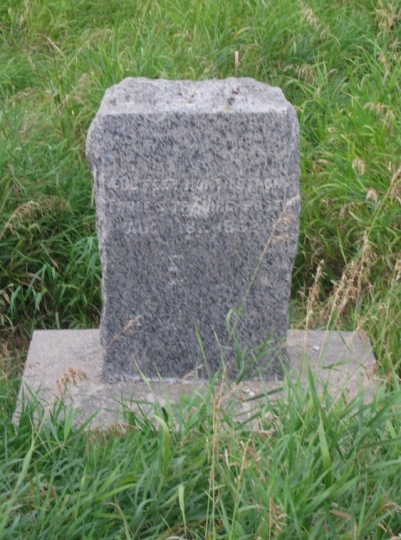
(0, 197), (70, 240)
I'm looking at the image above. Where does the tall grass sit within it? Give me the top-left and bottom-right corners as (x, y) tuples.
(1, 0), (399, 369)
(0, 0), (400, 536)
(2, 371), (401, 538)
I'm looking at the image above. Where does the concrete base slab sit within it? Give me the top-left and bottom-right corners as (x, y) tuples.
(14, 329), (379, 427)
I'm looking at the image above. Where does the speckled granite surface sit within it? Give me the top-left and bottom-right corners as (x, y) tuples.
(86, 78), (300, 381)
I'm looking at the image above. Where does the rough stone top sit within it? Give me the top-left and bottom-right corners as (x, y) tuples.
(95, 77), (291, 116)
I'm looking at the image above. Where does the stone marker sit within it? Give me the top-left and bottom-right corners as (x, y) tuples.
(14, 329), (378, 428)
(86, 77), (300, 382)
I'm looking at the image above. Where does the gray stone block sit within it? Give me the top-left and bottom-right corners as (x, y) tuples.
(86, 77), (300, 382)
(14, 329), (379, 429)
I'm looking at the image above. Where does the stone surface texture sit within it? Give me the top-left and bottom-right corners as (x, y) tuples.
(86, 78), (300, 382)
(14, 329), (379, 428)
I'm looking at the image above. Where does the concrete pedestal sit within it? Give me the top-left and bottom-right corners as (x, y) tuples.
(14, 329), (379, 428)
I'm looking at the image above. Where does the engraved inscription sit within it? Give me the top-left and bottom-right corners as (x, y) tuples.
(167, 255), (183, 287)
(177, 219), (260, 235)
(127, 222), (158, 235)
(125, 216), (266, 237)
(108, 176), (286, 201)
(108, 177), (286, 237)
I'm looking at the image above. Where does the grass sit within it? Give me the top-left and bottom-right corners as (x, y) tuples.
(2, 371), (401, 538)
(0, 0), (400, 537)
